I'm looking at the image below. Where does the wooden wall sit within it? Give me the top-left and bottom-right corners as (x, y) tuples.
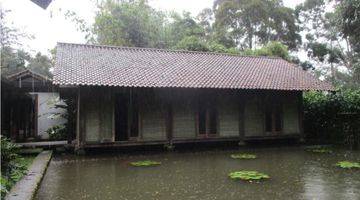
(77, 87), (302, 145)
(282, 93), (300, 134)
(138, 89), (167, 141)
(218, 93), (240, 137)
(81, 88), (114, 143)
(172, 90), (197, 139)
(244, 94), (265, 137)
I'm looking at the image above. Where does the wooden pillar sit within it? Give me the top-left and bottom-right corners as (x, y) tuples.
(75, 87), (81, 150)
(238, 94), (245, 140)
(166, 102), (173, 143)
(298, 91), (304, 142)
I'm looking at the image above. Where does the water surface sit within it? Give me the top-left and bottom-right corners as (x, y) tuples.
(36, 147), (360, 200)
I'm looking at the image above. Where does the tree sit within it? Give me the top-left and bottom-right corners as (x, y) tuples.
(336, 0), (360, 86)
(27, 52), (53, 77)
(242, 41), (290, 60)
(213, 0), (301, 50)
(296, 0), (360, 87)
(167, 12), (206, 48)
(174, 36), (209, 52)
(90, 0), (167, 48)
(0, 47), (29, 75)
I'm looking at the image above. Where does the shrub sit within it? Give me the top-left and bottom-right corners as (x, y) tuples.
(304, 89), (360, 149)
(46, 125), (67, 140)
(0, 137), (34, 199)
(1, 136), (20, 170)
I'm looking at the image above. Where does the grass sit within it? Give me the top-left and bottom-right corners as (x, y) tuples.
(129, 160), (161, 167)
(336, 161), (360, 169)
(230, 153), (257, 159)
(228, 171), (270, 182)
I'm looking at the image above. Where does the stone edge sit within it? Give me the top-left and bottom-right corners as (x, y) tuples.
(5, 150), (53, 200)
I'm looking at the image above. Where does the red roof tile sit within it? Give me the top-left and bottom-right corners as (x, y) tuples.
(53, 42), (334, 91)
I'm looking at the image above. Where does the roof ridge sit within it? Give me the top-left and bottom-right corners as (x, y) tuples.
(6, 69), (52, 81)
(57, 42), (283, 60)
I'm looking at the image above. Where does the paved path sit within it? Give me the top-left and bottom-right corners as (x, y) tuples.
(5, 151), (53, 200)
(17, 140), (67, 148)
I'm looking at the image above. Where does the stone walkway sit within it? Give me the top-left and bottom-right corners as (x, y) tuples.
(5, 151), (53, 200)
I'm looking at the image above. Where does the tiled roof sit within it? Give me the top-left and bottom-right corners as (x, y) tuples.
(53, 42), (334, 91)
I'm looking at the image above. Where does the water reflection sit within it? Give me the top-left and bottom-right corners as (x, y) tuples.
(35, 148), (360, 200)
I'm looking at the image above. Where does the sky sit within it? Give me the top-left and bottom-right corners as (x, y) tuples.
(1, 0), (305, 56)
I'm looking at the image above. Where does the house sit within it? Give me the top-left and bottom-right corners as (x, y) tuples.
(53, 42), (334, 150)
(3, 69), (67, 140)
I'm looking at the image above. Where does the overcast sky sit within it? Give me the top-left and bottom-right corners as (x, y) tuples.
(1, 0), (305, 56)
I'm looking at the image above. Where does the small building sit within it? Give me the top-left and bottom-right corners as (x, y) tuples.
(53, 42), (334, 149)
(1, 76), (35, 141)
(4, 69), (67, 140)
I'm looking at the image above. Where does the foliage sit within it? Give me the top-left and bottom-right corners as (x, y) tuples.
(305, 147), (332, 154)
(228, 171), (270, 181)
(130, 160), (161, 167)
(27, 52), (53, 77)
(242, 41), (290, 60)
(230, 154), (257, 159)
(89, 0), (167, 48)
(303, 89), (360, 149)
(213, 0), (301, 50)
(46, 125), (67, 140)
(1, 136), (20, 170)
(0, 46), (28, 75)
(1, 137), (35, 198)
(296, 0), (360, 88)
(336, 161), (360, 169)
(175, 36), (209, 52)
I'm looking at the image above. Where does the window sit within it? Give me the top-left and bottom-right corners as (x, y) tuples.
(265, 103), (282, 133)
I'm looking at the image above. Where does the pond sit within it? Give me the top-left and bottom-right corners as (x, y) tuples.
(35, 147), (360, 200)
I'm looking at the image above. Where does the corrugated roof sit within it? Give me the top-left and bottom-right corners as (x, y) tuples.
(53, 42), (334, 91)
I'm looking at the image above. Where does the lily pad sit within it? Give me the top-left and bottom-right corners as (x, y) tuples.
(130, 160), (161, 167)
(229, 171), (270, 181)
(336, 161), (360, 169)
(230, 154), (257, 159)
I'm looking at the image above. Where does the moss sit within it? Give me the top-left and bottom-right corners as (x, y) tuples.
(228, 171), (270, 181)
(130, 160), (161, 167)
(336, 161), (360, 169)
(230, 154), (257, 159)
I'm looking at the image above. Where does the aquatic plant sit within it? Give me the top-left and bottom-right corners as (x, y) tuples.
(130, 160), (161, 167)
(230, 154), (257, 159)
(305, 146), (332, 154)
(228, 171), (270, 181)
(336, 161), (360, 169)
(310, 149), (332, 153)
